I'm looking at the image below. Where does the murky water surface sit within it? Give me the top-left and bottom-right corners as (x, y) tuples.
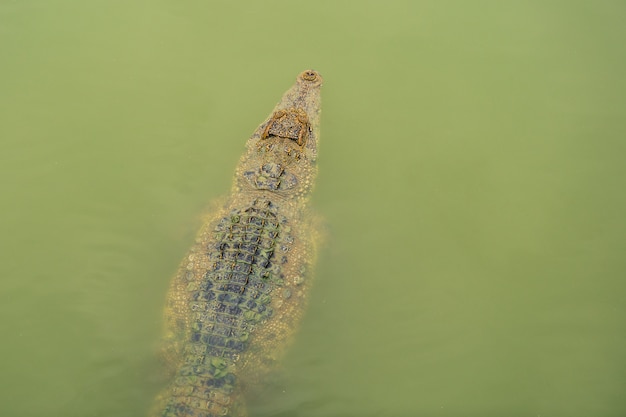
(1, 1), (625, 416)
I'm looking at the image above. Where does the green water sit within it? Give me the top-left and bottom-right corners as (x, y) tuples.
(1, 1), (625, 416)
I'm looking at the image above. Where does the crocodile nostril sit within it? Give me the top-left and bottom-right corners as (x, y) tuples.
(301, 70), (319, 82)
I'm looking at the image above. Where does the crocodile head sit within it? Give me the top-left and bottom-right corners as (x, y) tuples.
(236, 70), (323, 200)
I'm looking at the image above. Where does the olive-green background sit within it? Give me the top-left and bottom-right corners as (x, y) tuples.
(1, 1), (625, 416)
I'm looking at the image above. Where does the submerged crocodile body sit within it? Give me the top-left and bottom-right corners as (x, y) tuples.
(151, 70), (323, 417)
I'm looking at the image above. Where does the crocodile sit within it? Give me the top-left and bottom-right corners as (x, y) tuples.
(151, 70), (323, 417)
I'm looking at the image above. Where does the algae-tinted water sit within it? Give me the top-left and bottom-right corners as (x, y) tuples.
(1, 1), (625, 416)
